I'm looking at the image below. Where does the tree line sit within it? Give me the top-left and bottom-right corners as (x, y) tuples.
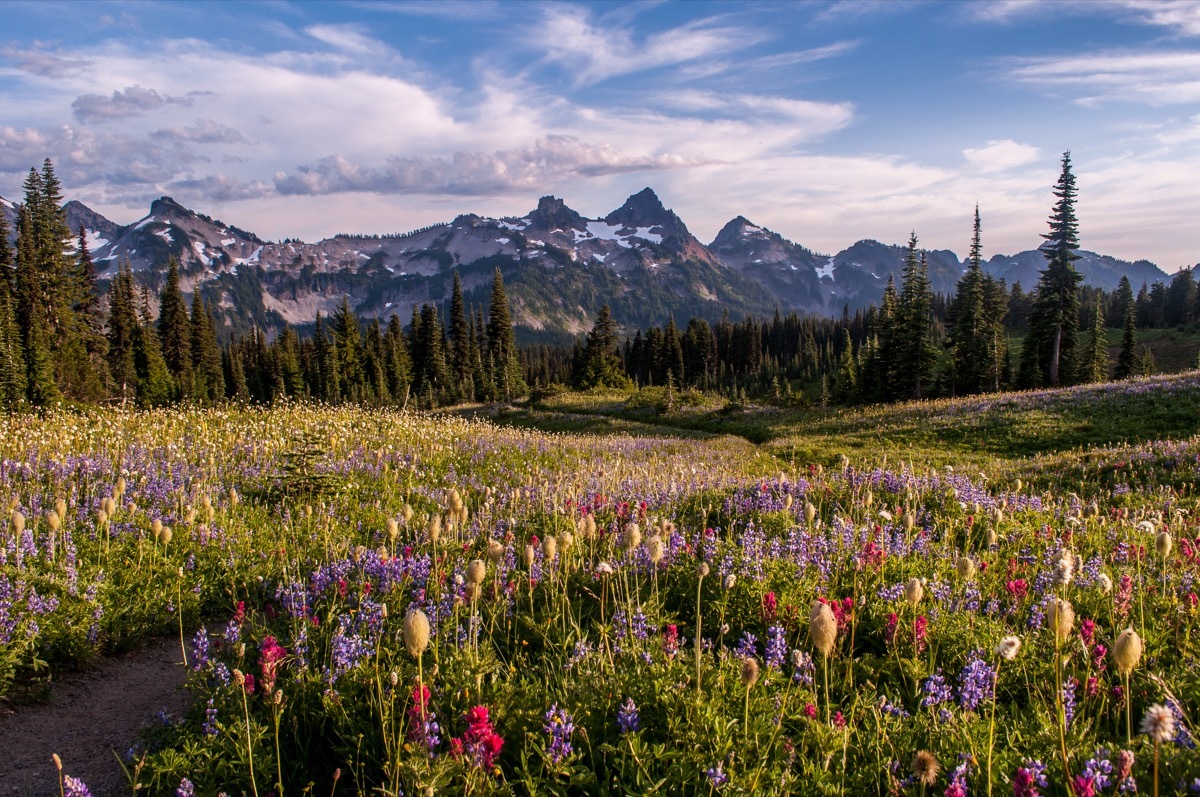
(559, 153), (1197, 405)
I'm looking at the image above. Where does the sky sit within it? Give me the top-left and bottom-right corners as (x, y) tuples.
(3, 0), (1200, 271)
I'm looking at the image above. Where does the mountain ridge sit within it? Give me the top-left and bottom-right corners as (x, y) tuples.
(0, 188), (1179, 342)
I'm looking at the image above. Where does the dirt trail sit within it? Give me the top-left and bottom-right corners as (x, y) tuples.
(0, 637), (191, 796)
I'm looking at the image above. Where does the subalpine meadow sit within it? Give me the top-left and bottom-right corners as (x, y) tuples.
(3, 373), (1200, 795)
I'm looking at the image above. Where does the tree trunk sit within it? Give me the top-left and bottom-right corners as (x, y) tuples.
(1049, 324), (1062, 386)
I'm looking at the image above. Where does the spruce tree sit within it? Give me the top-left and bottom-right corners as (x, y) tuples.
(132, 287), (174, 406)
(1114, 300), (1137, 379)
(384, 314), (412, 406)
(895, 234), (938, 399)
(331, 296), (363, 394)
(448, 271), (472, 399)
(0, 210), (23, 408)
(575, 304), (629, 389)
(1083, 300), (1109, 383)
(158, 258), (193, 399)
(486, 268), (525, 401)
(190, 293), (225, 404)
(1023, 151), (1083, 387)
(106, 262), (139, 404)
(948, 208), (987, 395)
(15, 204), (59, 404)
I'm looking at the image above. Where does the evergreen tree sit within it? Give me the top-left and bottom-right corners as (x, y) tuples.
(833, 327), (857, 403)
(1114, 299), (1137, 379)
(486, 268), (525, 401)
(190, 293), (225, 404)
(384, 314), (412, 406)
(106, 262), (139, 404)
(16, 204), (59, 404)
(74, 228), (109, 392)
(1083, 300), (1109, 383)
(132, 287), (174, 406)
(948, 208), (988, 395)
(330, 296), (363, 395)
(575, 305), (629, 389)
(158, 258), (193, 399)
(0, 210), (24, 408)
(1022, 151), (1083, 387)
(448, 271), (472, 399)
(895, 234), (938, 399)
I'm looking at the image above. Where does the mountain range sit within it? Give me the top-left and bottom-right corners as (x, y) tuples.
(0, 188), (1173, 343)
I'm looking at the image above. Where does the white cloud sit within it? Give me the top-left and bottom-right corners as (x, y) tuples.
(539, 6), (762, 87)
(1, 48), (93, 78)
(1008, 50), (1200, 105)
(962, 139), (1040, 172)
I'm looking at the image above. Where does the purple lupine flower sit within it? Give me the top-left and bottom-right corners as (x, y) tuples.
(63, 777), (94, 797)
(176, 778), (195, 797)
(202, 698), (218, 736)
(544, 704), (575, 764)
(1062, 677), (1078, 729)
(921, 670), (953, 709)
(191, 627), (210, 671)
(735, 631), (758, 660)
(1081, 750), (1113, 791)
(957, 652), (995, 712)
(765, 626), (787, 670)
(617, 697), (639, 734)
(706, 763), (728, 787)
(791, 649), (814, 685)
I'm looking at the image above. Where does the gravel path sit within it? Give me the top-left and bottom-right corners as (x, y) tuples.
(0, 637), (191, 796)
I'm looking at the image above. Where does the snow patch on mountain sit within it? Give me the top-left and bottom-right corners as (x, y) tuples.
(815, 259), (836, 280)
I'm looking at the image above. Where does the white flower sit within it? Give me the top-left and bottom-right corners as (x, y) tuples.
(1097, 573), (1113, 594)
(1140, 704), (1176, 744)
(595, 561), (614, 576)
(1136, 520), (1156, 534)
(995, 635), (1021, 661)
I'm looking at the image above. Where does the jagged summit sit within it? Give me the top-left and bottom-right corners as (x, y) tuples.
(604, 187), (687, 239)
(527, 195), (586, 231)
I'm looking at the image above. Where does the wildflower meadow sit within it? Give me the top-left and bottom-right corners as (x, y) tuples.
(3, 374), (1200, 795)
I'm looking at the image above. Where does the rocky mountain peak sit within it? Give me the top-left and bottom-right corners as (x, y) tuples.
(528, 195), (586, 231)
(604, 187), (686, 237)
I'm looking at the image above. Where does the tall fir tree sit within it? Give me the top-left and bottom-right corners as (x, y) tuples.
(190, 293), (225, 404)
(574, 304), (629, 389)
(106, 262), (139, 404)
(1114, 298), (1138, 380)
(1083, 299), (1110, 383)
(158, 258), (194, 399)
(15, 203), (59, 404)
(948, 208), (988, 395)
(448, 271), (472, 399)
(1021, 151), (1083, 387)
(132, 286), (174, 406)
(486, 268), (525, 401)
(895, 234), (939, 399)
(0, 210), (24, 408)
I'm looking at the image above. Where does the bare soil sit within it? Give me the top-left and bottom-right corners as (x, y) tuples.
(0, 637), (190, 796)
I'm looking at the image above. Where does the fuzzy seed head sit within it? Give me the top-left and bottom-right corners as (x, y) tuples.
(809, 601), (837, 656)
(697, 561), (710, 578)
(740, 657), (760, 688)
(467, 559), (487, 585)
(804, 502), (817, 523)
(912, 750), (940, 786)
(903, 577), (924, 606)
(386, 518), (399, 541)
(1098, 572), (1114, 593)
(486, 539), (505, 564)
(403, 609), (431, 657)
(542, 535), (558, 562)
(623, 523), (642, 552)
(1140, 704), (1175, 743)
(995, 635), (1021, 661)
(646, 536), (665, 564)
(955, 555), (975, 581)
(1156, 531), (1173, 558)
(523, 544), (536, 567)
(1048, 598), (1075, 641)
(1113, 628), (1143, 676)
(160, 527), (172, 545)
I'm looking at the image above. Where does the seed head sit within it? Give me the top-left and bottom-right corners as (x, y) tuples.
(160, 527), (172, 545)
(912, 750), (940, 786)
(386, 518), (399, 541)
(542, 535), (558, 562)
(994, 635), (1021, 661)
(486, 539), (505, 564)
(697, 561), (710, 578)
(403, 609), (431, 657)
(955, 555), (975, 581)
(1140, 704), (1175, 743)
(1047, 598), (1075, 641)
(1112, 628), (1142, 676)
(809, 601), (837, 657)
(1098, 572), (1113, 593)
(804, 502), (817, 523)
(10, 510), (24, 534)
(1156, 531), (1173, 558)
(46, 510), (61, 532)
(523, 544), (536, 567)
(467, 559), (487, 585)
(740, 657), (760, 688)
(724, 574), (736, 590)
(646, 536), (665, 564)
(903, 577), (924, 606)
(623, 523), (642, 552)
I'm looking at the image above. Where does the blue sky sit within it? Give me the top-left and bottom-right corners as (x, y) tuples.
(3, 0), (1200, 270)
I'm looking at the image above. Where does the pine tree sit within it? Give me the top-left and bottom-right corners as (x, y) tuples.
(1083, 300), (1109, 383)
(158, 258), (193, 399)
(0, 210), (24, 409)
(190, 293), (225, 404)
(414, 303), (448, 405)
(948, 208), (987, 395)
(486, 268), (525, 401)
(1114, 299), (1137, 379)
(15, 204), (59, 404)
(1022, 151), (1083, 387)
(833, 327), (857, 403)
(132, 287), (174, 406)
(895, 234), (938, 399)
(331, 296), (363, 394)
(575, 305), (629, 389)
(384, 314), (412, 406)
(106, 262), (139, 404)
(448, 271), (472, 399)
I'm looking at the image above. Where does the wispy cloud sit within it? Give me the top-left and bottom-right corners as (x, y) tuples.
(539, 7), (763, 87)
(1, 47), (92, 78)
(273, 135), (715, 196)
(962, 139), (1041, 172)
(71, 85), (204, 124)
(1008, 50), (1200, 105)
(152, 119), (251, 145)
